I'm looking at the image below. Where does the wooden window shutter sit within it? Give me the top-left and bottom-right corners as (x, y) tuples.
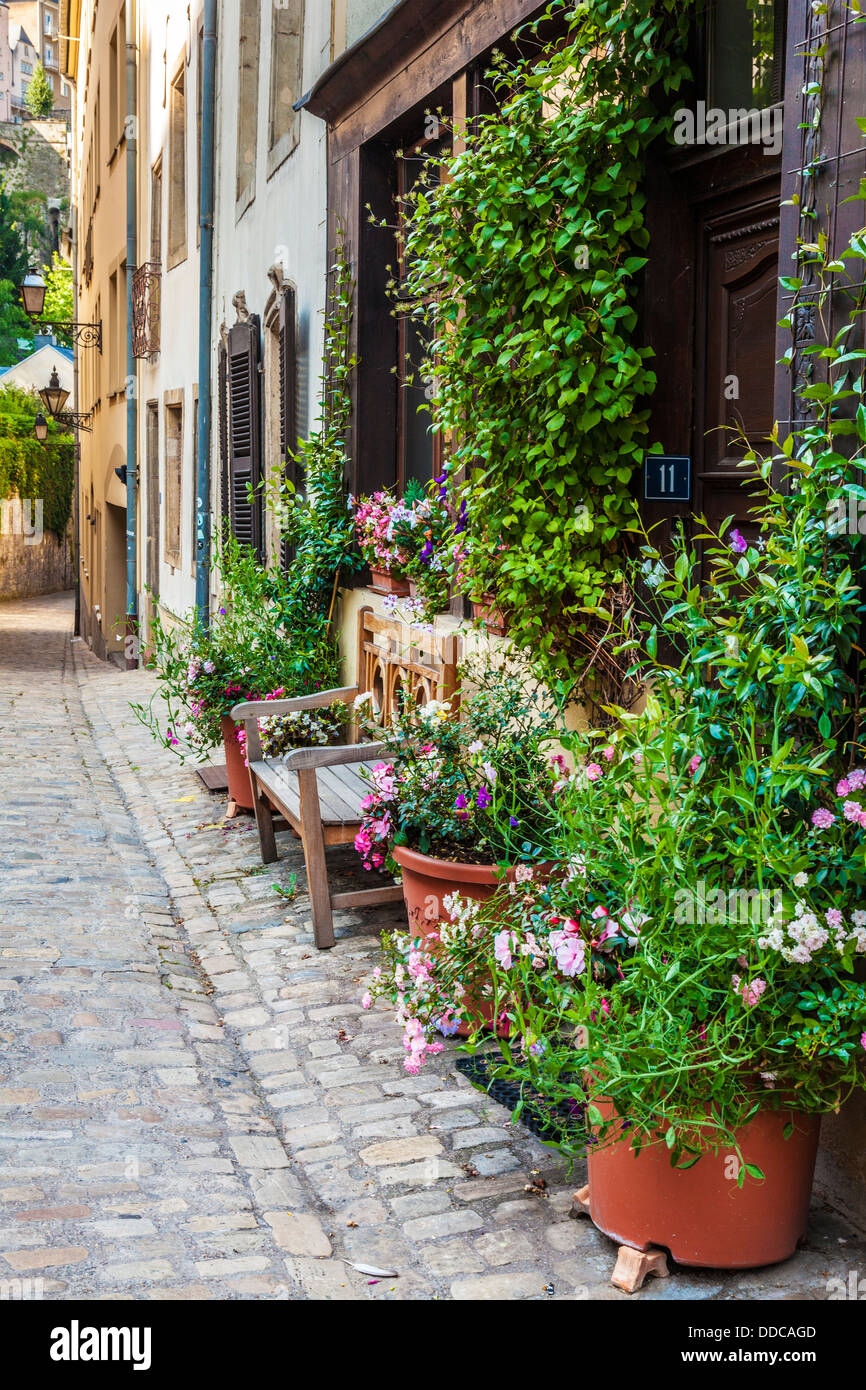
(278, 286), (298, 572)
(217, 340), (229, 525)
(227, 315), (263, 557)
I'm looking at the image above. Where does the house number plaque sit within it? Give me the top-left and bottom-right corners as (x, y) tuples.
(643, 454), (691, 503)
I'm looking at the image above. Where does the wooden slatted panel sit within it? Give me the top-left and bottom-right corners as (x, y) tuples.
(218, 340), (229, 523)
(227, 315), (263, 556)
(258, 759), (375, 826)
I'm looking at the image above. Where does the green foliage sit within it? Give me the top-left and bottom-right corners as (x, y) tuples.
(0, 279), (33, 365)
(37, 253), (73, 348)
(0, 383), (73, 534)
(0, 180), (31, 288)
(264, 243), (363, 615)
(395, 0), (694, 677)
(24, 63), (54, 117)
(132, 535), (343, 761)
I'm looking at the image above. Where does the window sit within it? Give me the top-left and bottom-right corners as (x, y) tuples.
(163, 400), (183, 569)
(108, 262), (126, 395)
(108, 10), (126, 150)
(167, 65), (187, 267)
(236, 0), (260, 213)
(191, 388), (199, 577)
(708, 0), (785, 110)
(151, 156), (162, 262)
(21, 63), (32, 75)
(145, 402), (160, 599)
(268, 0), (304, 175)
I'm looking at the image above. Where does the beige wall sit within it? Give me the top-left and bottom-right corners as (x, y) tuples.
(70, 0), (128, 662)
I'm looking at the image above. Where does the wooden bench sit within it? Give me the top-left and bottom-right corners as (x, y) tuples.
(232, 606), (460, 949)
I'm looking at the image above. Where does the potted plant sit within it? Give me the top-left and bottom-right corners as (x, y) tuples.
(351, 489), (412, 594)
(354, 654), (567, 936)
(132, 538), (343, 811)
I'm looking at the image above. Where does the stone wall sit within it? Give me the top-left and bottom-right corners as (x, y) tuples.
(0, 518), (73, 598)
(0, 117), (70, 260)
(815, 1099), (866, 1234)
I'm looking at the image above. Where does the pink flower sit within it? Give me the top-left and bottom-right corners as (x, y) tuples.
(585, 763), (603, 782)
(843, 800), (863, 823)
(354, 827), (372, 856)
(688, 753), (702, 775)
(602, 745), (615, 762)
(811, 808), (836, 829)
(361, 992), (373, 1010)
(849, 769), (866, 791)
(494, 931), (519, 970)
(733, 975), (767, 1008)
(549, 930), (586, 977)
(837, 778), (851, 797)
(861, 1033), (866, 1051)
(826, 909), (843, 930)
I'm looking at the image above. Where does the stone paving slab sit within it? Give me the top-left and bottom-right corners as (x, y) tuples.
(2, 591), (865, 1301)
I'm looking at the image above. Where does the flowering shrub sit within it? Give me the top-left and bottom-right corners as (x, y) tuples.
(351, 479), (452, 615)
(133, 537), (341, 761)
(353, 655), (568, 872)
(235, 694), (350, 763)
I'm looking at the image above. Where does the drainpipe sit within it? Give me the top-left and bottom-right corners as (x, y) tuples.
(125, 0), (138, 667)
(71, 196), (81, 637)
(195, 0), (218, 626)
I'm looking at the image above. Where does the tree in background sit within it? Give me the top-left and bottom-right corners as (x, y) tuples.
(0, 180), (30, 288)
(36, 252), (73, 347)
(0, 281), (33, 366)
(24, 63), (54, 118)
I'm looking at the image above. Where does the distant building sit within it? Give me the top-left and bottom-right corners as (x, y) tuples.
(0, 5), (12, 122)
(8, 1), (70, 116)
(0, 336), (73, 395)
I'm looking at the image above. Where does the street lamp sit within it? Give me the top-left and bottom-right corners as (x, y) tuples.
(18, 269), (103, 351)
(39, 368), (70, 418)
(21, 269), (47, 317)
(34, 411), (48, 441)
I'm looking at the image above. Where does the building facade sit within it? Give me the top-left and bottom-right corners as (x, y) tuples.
(63, 0), (129, 661)
(8, 0), (71, 114)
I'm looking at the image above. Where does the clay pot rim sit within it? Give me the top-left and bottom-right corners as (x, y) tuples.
(392, 842), (503, 885)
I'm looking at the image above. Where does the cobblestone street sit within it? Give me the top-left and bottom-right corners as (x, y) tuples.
(2, 591), (865, 1301)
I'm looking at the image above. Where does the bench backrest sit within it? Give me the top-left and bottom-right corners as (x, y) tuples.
(356, 605), (460, 731)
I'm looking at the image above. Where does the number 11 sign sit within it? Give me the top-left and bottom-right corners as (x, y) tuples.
(643, 454), (691, 503)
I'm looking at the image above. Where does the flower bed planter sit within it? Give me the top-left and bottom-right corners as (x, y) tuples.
(369, 567), (410, 597)
(585, 1097), (820, 1269)
(220, 715), (255, 812)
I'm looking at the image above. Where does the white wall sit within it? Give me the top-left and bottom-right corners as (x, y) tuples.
(211, 0), (334, 580)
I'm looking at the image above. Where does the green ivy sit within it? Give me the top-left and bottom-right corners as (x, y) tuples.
(395, 0), (694, 676)
(0, 384), (74, 537)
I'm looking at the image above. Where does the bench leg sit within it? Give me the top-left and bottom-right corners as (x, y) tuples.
(297, 768), (336, 949)
(252, 777), (278, 864)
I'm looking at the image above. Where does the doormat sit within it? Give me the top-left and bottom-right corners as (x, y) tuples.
(196, 764), (229, 793)
(454, 1052), (585, 1146)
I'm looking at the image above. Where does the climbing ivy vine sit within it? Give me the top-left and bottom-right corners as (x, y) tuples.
(396, 0), (694, 677)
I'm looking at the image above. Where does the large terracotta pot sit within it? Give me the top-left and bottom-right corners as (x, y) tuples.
(220, 715), (255, 811)
(391, 844), (505, 939)
(370, 567), (410, 597)
(586, 1097), (820, 1268)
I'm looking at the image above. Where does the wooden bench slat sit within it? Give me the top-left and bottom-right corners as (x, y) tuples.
(257, 758), (378, 827)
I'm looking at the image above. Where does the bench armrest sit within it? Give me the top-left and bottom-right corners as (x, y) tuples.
(231, 686), (360, 722)
(282, 740), (389, 771)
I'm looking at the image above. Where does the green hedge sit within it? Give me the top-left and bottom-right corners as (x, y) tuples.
(0, 385), (74, 537)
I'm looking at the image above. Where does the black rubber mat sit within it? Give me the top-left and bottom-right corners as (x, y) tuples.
(455, 1051), (585, 1145)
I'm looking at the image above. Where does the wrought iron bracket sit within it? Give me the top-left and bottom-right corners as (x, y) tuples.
(40, 320), (103, 351)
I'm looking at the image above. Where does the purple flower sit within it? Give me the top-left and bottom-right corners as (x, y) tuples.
(477, 785), (493, 809)
(509, 815), (519, 827)
(729, 529), (748, 555)
(455, 794), (470, 820)
(218, 606), (227, 615)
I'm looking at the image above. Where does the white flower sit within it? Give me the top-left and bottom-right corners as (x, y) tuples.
(853, 909), (866, 928)
(353, 690), (374, 709)
(793, 871), (808, 888)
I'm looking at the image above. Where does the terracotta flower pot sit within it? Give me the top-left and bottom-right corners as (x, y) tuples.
(220, 715), (255, 811)
(585, 1096), (820, 1268)
(471, 596), (507, 636)
(370, 567), (410, 597)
